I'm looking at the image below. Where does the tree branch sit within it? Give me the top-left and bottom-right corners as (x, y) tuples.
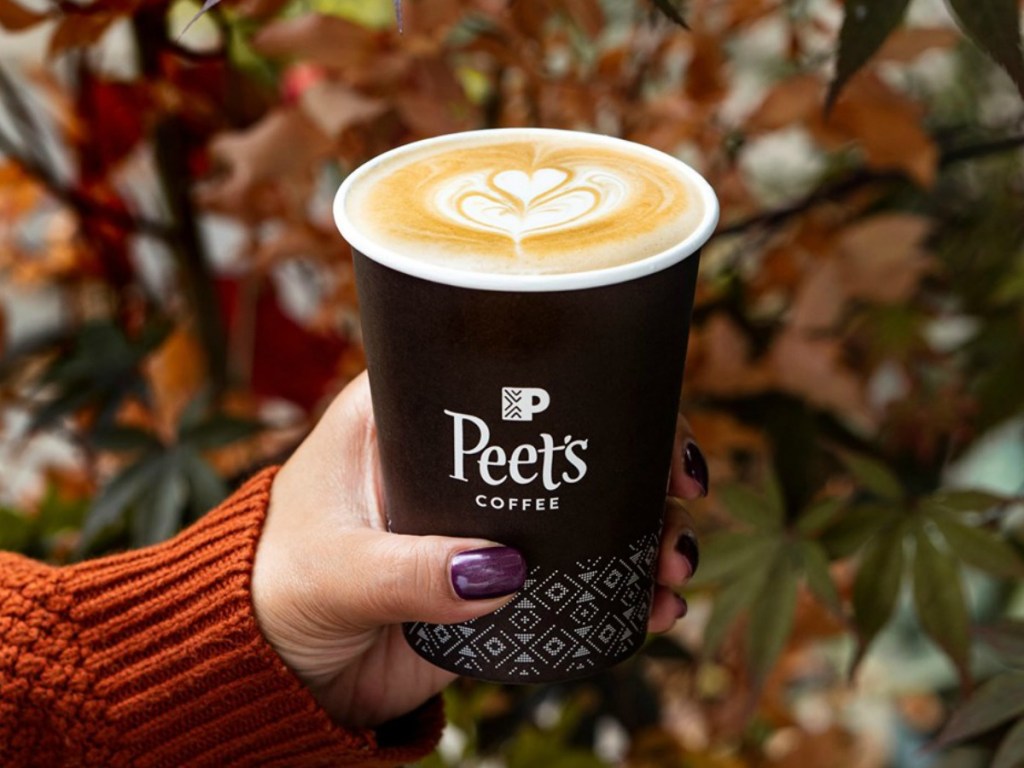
(717, 132), (1024, 237)
(0, 128), (174, 239)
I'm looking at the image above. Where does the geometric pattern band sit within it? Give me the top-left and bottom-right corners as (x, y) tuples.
(406, 532), (660, 681)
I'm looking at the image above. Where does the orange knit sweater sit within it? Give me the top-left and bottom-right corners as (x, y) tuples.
(0, 468), (444, 767)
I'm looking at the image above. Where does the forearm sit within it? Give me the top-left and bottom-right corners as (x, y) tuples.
(0, 468), (442, 767)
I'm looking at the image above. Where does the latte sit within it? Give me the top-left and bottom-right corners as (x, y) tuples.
(340, 130), (707, 276)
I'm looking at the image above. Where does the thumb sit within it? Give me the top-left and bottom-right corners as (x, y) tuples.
(338, 530), (527, 629)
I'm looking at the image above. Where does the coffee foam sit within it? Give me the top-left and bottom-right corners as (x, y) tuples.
(344, 133), (705, 275)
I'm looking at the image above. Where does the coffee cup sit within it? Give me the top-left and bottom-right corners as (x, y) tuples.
(334, 128), (718, 683)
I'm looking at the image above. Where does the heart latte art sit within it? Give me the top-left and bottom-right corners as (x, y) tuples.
(345, 135), (704, 275)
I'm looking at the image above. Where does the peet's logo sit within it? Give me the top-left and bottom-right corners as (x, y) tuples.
(501, 387), (550, 421)
(445, 388), (588, 510)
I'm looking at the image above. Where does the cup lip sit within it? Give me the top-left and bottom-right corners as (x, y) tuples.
(333, 128), (720, 293)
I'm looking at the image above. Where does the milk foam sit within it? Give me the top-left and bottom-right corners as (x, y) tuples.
(344, 133), (705, 275)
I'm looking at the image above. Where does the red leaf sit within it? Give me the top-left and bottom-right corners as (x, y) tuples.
(216, 276), (350, 411)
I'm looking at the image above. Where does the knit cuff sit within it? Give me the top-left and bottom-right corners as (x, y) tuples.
(62, 467), (443, 768)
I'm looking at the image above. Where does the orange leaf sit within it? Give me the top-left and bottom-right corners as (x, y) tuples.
(253, 14), (384, 75)
(298, 80), (386, 139)
(145, 328), (206, 441)
(48, 3), (133, 58)
(769, 331), (872, 426)
(686, 33), (728, 103)
(200, 107), (332, 215)
(688, 314), (773, 396)
(789, 258), (846, 332)
(875, 26), (959, 63)
(815, 73), (938, 187)
(836, 214), (933, 303)
(0, 0), (50, 31)
(747, 75), (824, 132)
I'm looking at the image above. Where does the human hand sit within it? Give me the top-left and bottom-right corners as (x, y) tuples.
(251, 372), (707, 729)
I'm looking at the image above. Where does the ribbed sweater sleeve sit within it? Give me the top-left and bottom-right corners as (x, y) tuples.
(0, 467), (444, 768)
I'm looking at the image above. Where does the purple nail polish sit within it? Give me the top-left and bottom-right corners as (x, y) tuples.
(451, 547), (527, 600)
(683, 440), (709, 497)
(674, 531), (700, 578)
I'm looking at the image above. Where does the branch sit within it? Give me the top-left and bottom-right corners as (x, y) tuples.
(0, 135), (174, 239)
(135, 8), (228, 394)
(0, 69), (174, 241)
(718, 132), (1024, 237)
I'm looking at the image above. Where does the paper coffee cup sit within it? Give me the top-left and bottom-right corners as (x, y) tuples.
(334, 128), (718, 683)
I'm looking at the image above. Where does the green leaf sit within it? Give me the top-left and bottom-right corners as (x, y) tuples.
(993, 717), (1024, 768)
(913, 529), (972, 689)
(834, 449), (904, 501)
(81, 455), (165, 547)
(820, 502), (894, 559)
(799, 540), (842, 613)
(93, 426), (163, 453)
(976, 620), (1024, 667)
(29, 386), (96, 432)
(178, 391), (212, 432)
(796, 497), (846, 536)
(946, 0), (1024, 99)
(0, 507), (32, 551)
(134, 464), (188, 546)
(932, 515), (1024, 578)
(702, 563), (766, 656)
(932, 671), (1024, 749)
(181, 449), (228, 515)
(747, 547), (800, 683)
(718, 480), (783, 531)
(827, 0), (912, 110)
(923, 489), (1011, 515)
(686, 531), (780, 588)
(851, 528), (906, 669)
(182, 414), (261, 450)
(649, 0), (688, 28)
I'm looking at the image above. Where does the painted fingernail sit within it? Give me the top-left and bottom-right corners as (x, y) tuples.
(674, 531), (700, 578)
(683, 440), (709, 497)
(675, 595), (689, 619)
(451, 547), (527, 600)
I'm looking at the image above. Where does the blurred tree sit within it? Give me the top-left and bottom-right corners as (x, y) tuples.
(1, 0), (1024, 765)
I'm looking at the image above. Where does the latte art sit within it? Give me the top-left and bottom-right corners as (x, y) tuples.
(343, 132), (706, 275)
(436, 167), (625, 252)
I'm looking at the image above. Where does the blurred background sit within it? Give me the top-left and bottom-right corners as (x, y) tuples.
(2, 0), (1024, 765)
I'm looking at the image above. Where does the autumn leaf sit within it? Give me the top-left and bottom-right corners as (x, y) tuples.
(815, 73), (939, 187)
(145, 328), (206, 442)
(747, 75), (823, 132)
(835, 214), (933, 303)
(875, 26), (960, 63)
(0, 0), (50, 31)
(200, 107), (333, 216)
(297, 80), (387, 138)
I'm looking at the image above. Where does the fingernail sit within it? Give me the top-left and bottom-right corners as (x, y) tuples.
(674, 531), (700, 578)
(675, 595), (689, 619)
(451, 547), (527, 600)
(683, 440), (709, 497)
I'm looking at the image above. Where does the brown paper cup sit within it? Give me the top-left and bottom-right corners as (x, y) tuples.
(335, 129), (718, 683)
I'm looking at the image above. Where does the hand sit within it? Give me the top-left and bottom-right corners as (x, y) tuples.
(251, 372), (707, 728)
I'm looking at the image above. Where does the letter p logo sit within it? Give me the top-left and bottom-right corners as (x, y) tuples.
(502, 387), (550, 422)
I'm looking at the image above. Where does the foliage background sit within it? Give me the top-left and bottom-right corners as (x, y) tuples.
(2, 0), (1024, 765)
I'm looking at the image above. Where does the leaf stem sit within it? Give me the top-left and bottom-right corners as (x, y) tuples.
(718, 131), (1024, 237)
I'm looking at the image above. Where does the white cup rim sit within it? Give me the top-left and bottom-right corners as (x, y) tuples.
(333, 128), (720, 292)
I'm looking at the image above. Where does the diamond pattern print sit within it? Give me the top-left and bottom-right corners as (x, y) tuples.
(406, 533), (659, 680)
